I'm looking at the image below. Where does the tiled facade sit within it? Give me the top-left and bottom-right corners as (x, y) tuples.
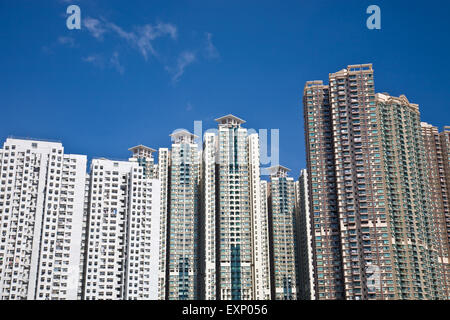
(421, 122), (450, 299)
(157, 147), (170, 299)
(216, 115), (255, 300)
(303, 64), (443, 300)
(201, 132), (217, 300)
(296, 169), (315, 300)
(377, 94), (441, 299)
(267, 165), (299, 300)
(83, 158), (160, 300)
(167, 130), (201, 300)
(0, 138), (86, 300)
(1, 87), (450, 301)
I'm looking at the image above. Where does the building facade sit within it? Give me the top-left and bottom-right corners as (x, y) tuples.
(166, 130), (201, 300)
(376, 93), (441, 299)
(421, 122), (450, 299)
(201, 132), (218, 300)
(157, 147), (170, 299)
(267, 165), (299, 300)
(303, 64), (443, 300)
(0, 138), (87, 300)
(204, 115), (270, 300)
(303, 78), (343, 299)
(439, 127), (450, 297)
(249, 134), (271, 300)
(215, 115), (254, 300)
(296, 169), (315, 300)
(82, 157), (160, 300)
(257, 179), (272, 299)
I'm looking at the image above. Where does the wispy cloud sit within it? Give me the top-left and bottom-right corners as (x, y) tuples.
(41, 36), (76, 55)
(204, 32), (219, 59)
(63, 14), (218, 82)
(83, 17), (107, 40)
(58, 36), (76, 47)
(186, 102), (193, 111)
(82, 52), (125, 74)
(108, 22), (158, 60)
(167, 51), (196, 83)
(110, 51), (125, 74)
(82, 54), (105, 68)
(84, 18), (177, 61)
(132, 22), (177, 60)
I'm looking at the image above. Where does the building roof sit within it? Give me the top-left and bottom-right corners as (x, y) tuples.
(214, 114), (246, 124)
(376, 93), (419, 112)
(169, 129), (198, 139)
(128, 145), (156, 153)
(268, 165), (291, 177)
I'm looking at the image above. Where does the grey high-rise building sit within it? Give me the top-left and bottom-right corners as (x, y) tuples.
(166, 130), (201, 300)
(200, 115), (270, 300)
(267, 165), (299, 300)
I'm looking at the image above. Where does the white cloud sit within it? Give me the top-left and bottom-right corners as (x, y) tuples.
(153, 22), (177, 40)
(205, 32), (219, 59)
(108, 22), (177, 60)
(83, 17), (178, 61)
(108, 23), (135, 41)
(110, 52), (125, 74)
(77, 16), (217, 82)
(58, 36), (76, 47)
(82, 53), (125, 74)
(168, 51), (196, 83)
(82, 54), (104, 68)
(83, 17), (107, 39)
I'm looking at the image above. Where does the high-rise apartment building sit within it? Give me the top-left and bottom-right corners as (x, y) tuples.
(0, 138), (87, 300)
(215, 115), (249, 299)
(257, 179), (271, 299)
(166, 130), (201, 300)
(439, 127), (450, 249)
(157, 147), (170, 299)
(78, 173), (91, 299)
(440, 127), (450, 299)
(249, 133), (271, 300)
(440, 127), (450, 283)
(129, 144), (173, 300)
(267, 165), (299, 300)
(303, 64), (443, 300)
(0, 124), (280, 301)
(421, 122), (450, 298)
(82, 157), (160, 300)
(303, 77), (342, 299)
(296, 169), (315, 300)
(201, 115), (270, 300)
(129, 145), (158, 179)
(376, 93), (441, 299)
(201, 132), (218, 300)
(215, 115), (254, 300)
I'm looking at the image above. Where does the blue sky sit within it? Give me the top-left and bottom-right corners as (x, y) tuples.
(1, 0), (450, 177)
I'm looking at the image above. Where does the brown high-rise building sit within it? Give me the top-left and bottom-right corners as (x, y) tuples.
(440, 127), (450, 250)
(421, 122), (450, 298)
(303, 64), (444, 300)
